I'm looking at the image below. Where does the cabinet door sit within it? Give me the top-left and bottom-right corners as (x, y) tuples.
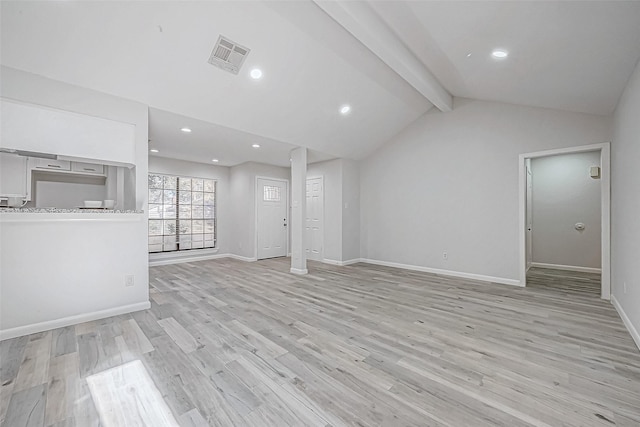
(72, 162), (104, 175)
(0, 153), (28, 198)
(34, 158), (71, 171)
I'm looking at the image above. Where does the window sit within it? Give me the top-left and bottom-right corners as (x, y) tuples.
(263, 185), (281, 202)
(148, 174), (216, 253)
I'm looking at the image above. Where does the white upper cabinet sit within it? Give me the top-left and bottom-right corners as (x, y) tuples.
(0, 98), (136, 165)
(0, 152), (30, 199)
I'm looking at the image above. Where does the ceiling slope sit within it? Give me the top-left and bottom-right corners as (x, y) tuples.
(314, 0), (453, 112)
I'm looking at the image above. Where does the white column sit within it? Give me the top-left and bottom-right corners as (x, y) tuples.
(290, 147), (307, 275)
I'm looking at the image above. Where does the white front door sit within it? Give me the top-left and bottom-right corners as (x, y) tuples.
(305, 177), (323, 261)
(257, 178), (288, 260)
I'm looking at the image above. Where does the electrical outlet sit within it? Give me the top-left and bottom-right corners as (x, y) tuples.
(443, 251), (448, 260)
(125, 275), (135, 287)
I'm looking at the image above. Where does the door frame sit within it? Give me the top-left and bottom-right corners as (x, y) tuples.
(518, 142), (611, 299)
(255, 176), (289, 260)
(305, 175), (325, 261)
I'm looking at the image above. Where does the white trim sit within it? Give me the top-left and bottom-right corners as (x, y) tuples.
(529, 262), (602, 274)
(611, 296), (640, 351)
(228, 254), (257, 262)
(0, 301), (151, 341)
(519, 142), (611, 300)
(255, 176), (289, 260)
(322, 258), (362, 266)
(149, 249), (222, 266)
(359, 258), (521, 287)
(290, 268), (308, 275)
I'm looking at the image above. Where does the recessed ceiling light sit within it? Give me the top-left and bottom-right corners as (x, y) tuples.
(466, 53), (472, 58)
(180, 127), (192, 133)
(250, 68), (263, 79)
(252, 144), (260, 148)
(150, 149), (159, 153)
(491, 49), (508, 59)
(340, 104), (351, 115)
(211, 159), (219, 163)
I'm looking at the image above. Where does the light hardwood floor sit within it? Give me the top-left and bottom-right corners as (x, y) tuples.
(527, 266), (601, 297)
(1, 258), (639, 426)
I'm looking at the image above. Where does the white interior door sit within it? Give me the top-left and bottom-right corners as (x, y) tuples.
(526, 159), (533, 269)
(257, 178), (288, 260)
(305, 177), (323, 261)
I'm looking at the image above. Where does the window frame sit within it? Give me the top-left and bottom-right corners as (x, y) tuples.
(148, 173), (217, 253)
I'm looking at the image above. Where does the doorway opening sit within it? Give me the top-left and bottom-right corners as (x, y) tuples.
(519, 143), (610, 299)
(256, 177), (289, 260)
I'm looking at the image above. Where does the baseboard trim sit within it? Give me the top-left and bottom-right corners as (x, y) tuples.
(228, 254), (258, 262)
(322, 258), (362, 267)
(611, 295), (640, 351)
(359, 258), (522, 287)
(290, 268), (308, 275)
(530, 262), (601, 274)
(149, 250), (225, 266)
(0, 301), (151, 341)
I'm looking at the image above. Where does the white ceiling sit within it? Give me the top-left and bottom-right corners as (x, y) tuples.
(2, 1), (640, 167)
(148, 108), (334, 167)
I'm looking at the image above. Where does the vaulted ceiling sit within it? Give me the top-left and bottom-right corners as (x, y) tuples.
(2, 1), (640, 167)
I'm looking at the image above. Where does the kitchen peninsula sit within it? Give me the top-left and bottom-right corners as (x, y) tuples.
(0, 208), (149, 340)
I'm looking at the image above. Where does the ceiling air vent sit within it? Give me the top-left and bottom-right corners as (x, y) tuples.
(208, 35), (250, 75)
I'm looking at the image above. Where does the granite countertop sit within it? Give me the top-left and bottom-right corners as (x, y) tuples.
(0, 208), (144, 213)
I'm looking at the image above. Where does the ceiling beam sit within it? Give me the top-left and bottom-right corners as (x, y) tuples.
(313, 0), (453, 112)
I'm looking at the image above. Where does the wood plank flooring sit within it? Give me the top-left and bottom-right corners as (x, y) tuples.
(1, 258), (639, 426)
(527, 267), (601, 296)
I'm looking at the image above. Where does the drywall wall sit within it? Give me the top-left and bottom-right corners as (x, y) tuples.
(148, 157), (231, 255)
(342, 159), (360, 262)
(531, 151), (601, 269)
(0, 66), (148, 212)
(35, 180), (107, 209)
(360, 98), (612, 283)
(229, 162), (290, 259)
(308, 159), (342, 262)
(0, 66), (149, 338)
(612, 58), (640, 347)
(0, 213), (148, 340)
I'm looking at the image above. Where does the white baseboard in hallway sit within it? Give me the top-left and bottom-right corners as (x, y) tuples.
(322, 258), (361, 266)
(530, 262), (601, 274)
(359, 258), (522, 287)
(0, 301), (151, 341)
(149, 251), (227, 266)
(612, 295), (640, 351)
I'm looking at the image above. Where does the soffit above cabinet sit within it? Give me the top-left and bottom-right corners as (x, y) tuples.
(0, 98), (136, 166)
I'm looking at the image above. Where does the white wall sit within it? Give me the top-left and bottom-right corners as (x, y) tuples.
(612, 58), (640, 347)
(35, 179), (107, 209)
(0, 66), (148, 212)
(0, 213), (148, 340)
(0, 67), (149, 338)
(149, 157), (232, 255)
(229, 162), (290, 259)
(342, 159), (360, 262)
(531, 151), (601, 269)
(360, 98), (612, 283)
